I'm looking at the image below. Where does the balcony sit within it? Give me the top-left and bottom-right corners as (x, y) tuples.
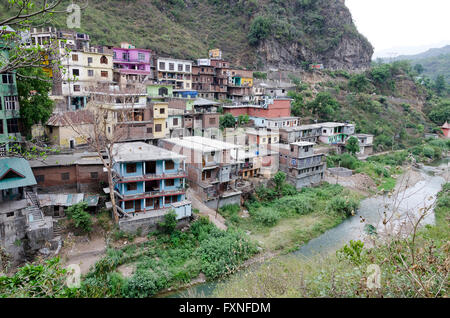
(114, 188), (186, 200)
(115, 169), (186, 183)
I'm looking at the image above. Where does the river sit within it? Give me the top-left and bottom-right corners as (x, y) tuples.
(160, 159), (448, 298)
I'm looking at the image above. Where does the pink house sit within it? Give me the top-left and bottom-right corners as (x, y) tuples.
(442, 121), (450, 138)
(113, 42), (153, 86)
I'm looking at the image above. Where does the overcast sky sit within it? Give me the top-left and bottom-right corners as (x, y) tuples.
(346, 0), (450, 58)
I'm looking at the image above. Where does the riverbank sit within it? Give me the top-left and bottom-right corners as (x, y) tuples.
(212, 164), (449, 298)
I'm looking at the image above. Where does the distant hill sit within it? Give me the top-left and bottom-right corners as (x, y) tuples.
(380, 45), (450, 83)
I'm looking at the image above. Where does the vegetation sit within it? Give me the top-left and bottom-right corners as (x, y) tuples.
(66, 202), (93, 234)
(219, 113), (236, 129)
(213, 183), (450, 298)
(345, 136), (360, 155)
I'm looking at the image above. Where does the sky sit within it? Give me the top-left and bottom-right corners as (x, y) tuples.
(345, 0), (450, 59)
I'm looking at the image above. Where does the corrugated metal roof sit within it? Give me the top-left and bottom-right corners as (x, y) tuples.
(37, 193), (99, 207)
(0, 158), (37, 190)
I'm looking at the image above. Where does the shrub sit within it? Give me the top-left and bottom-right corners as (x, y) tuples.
(158, 210), (177, 234)
(328, 196), (359, 217)
(251, 207), (281, 226)
(66, 202), (92, 233)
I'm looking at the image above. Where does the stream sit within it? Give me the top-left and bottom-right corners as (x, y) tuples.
(159, 159), (449, 298)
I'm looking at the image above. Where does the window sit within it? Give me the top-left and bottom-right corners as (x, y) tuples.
(202, 170), (211, 180)
(122, 53), (129, 61)
(209, 117), (216, 125)
(138, 52), (145, 61)
(6, 118), (19, 133)
(159, 62), (165, 70)
(155, 124), (162, 132)
(169, 63), (174, 71)
(72, 54), (78, 61)
(61, 172), (70, 180)
(36, 175), (44, 182)
(158, 87), (168, 96)
(73, 85), (80, 92)
(178, 64), (183, 72)
(2, 74), (13, 84)
(100, 55), (108, 64)
(173, 118), (178, 126)
(126, 163), (137, 173)
(90, 172), (98, 179)
(185, 65), (190, 72)
(147, 127), (153, 133)
(125, 201), (134, 210)
(72, 69), (80, 76)
(113, 52), (116, 59)
(127, 183), (137, 191)
(0, 120), (3, 134)
(166, 195), (178, 203)
(6, 212), (14, 218)
(88, 70), (94, 77)
(165, 178), (175, 187)
(165, 160), (175, 170)
(145, 198), (154, 207)
(101, 71), (108, 77)
(4, 96), (19, 110)
(160, 108), (165, 114)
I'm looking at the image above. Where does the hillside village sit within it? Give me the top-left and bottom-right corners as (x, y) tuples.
(0, 23), (449, 297)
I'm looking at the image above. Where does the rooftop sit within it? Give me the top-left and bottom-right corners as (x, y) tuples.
(113, 142), (185, 163)
(291, 141), (316, 147)
(320, 122), (354, 128)
(47, 109), (94, 126)
(0, 157), (37, 191)
(28, 152), (103, 168)
(280, 124), (322, 131)
(192, 98), (220, 106)
(164, 136), (242, 153)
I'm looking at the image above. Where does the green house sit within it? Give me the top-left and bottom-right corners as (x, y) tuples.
(0, 31), (23, 154)
(0, 157), (37, 203)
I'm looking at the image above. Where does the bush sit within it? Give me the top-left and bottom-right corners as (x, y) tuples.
(328, 196), (359, 217)
(66, 202), (92, 233)
(251, 207), (281, 226)
(158, 210), (177, 234)
(123, 269), (171, 298)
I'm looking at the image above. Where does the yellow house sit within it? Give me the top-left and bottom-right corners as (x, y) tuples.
(241, 77), (253, 87)
(45, 110), (94, 149)
(152, 102), (169, 139)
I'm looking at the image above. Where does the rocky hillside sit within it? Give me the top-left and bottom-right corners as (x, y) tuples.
(2, 0), (373, 71)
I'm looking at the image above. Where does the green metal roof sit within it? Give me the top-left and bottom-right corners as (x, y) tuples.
(0, 157), (37, 190)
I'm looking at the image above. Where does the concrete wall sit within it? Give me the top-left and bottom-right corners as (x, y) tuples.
(119, 215), (190, 235)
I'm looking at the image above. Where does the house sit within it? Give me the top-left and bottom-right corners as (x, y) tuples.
(111, 142), (192, 234)
(252, 116), (300, 129)
(45, 109), (94, 149)
(227, 128), (280, 179)
(275, 142), (325, 189)
(227, 69), (253, 102)
(222, 98), (292, 118)
(442, 121), (450, 138)
(184, 98), (221, 138)
(159, 136), (243, 209)
(319, 122), (356, 144)
(354, 134), (374, 156)
(279, 124), (322, 144)
(0, 157), (53, 264)
(156, 57), (193, 90)
(0, 29), (23, 154)
(111, 42), (153, 88)
(28, 152), (108, 193)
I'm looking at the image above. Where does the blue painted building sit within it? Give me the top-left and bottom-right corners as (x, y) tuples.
(112, 142), (191, 221)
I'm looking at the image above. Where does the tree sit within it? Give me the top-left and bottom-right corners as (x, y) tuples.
(428, 100), (450, 125)
(158, 210), (177, 234)
(307, 92), (340, 120)
(434, 75), (447, 96)
(65, 86), (144, 224)
(16, 67), (54, 138)
(237, 114), (249, 126)
(219, 113), (236, 129)
(346, 136), (360, 156)
(414, 64), (424, 74)
(66, 202), (92, 233)
(273, 171), (286, 196)
(248, 16), (272, 46)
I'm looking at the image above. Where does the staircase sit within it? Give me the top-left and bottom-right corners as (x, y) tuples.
(25, 187), (40, 208)
(24, 187), (44, 223)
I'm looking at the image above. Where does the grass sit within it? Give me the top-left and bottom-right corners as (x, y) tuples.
(212, 183), (450, 298)
(219, 183), (363, 253)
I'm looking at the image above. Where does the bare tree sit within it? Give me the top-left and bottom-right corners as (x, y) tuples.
(64, 85), (148, 223)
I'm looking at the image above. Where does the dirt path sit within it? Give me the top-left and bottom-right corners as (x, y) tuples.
(187, 189), (227, 231)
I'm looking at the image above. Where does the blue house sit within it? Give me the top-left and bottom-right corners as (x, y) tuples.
(112, 142), (192, 229)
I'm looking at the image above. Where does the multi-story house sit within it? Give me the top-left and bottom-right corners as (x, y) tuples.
(353, 133), (374, 156)
(276, 141), (325, 189)
(112, 142), (192, 233)
(319, 122), (356, 144)
(252, 116), (300, 129)
(112, 42), (153, 88)
(226, 128), (279, 179)
(159, 136), (243, 209)
(227, 69), (253, 102)
(279, 124), (322, 144)
(86, 89), (158, 143)
(0, 70), (22, 154)
(156, 57), (193, 91)
(222, 98), (292, 119)
(184, 98), (220, 138)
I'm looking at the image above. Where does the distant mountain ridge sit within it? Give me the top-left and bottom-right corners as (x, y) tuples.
(389, 45), (450, 62)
